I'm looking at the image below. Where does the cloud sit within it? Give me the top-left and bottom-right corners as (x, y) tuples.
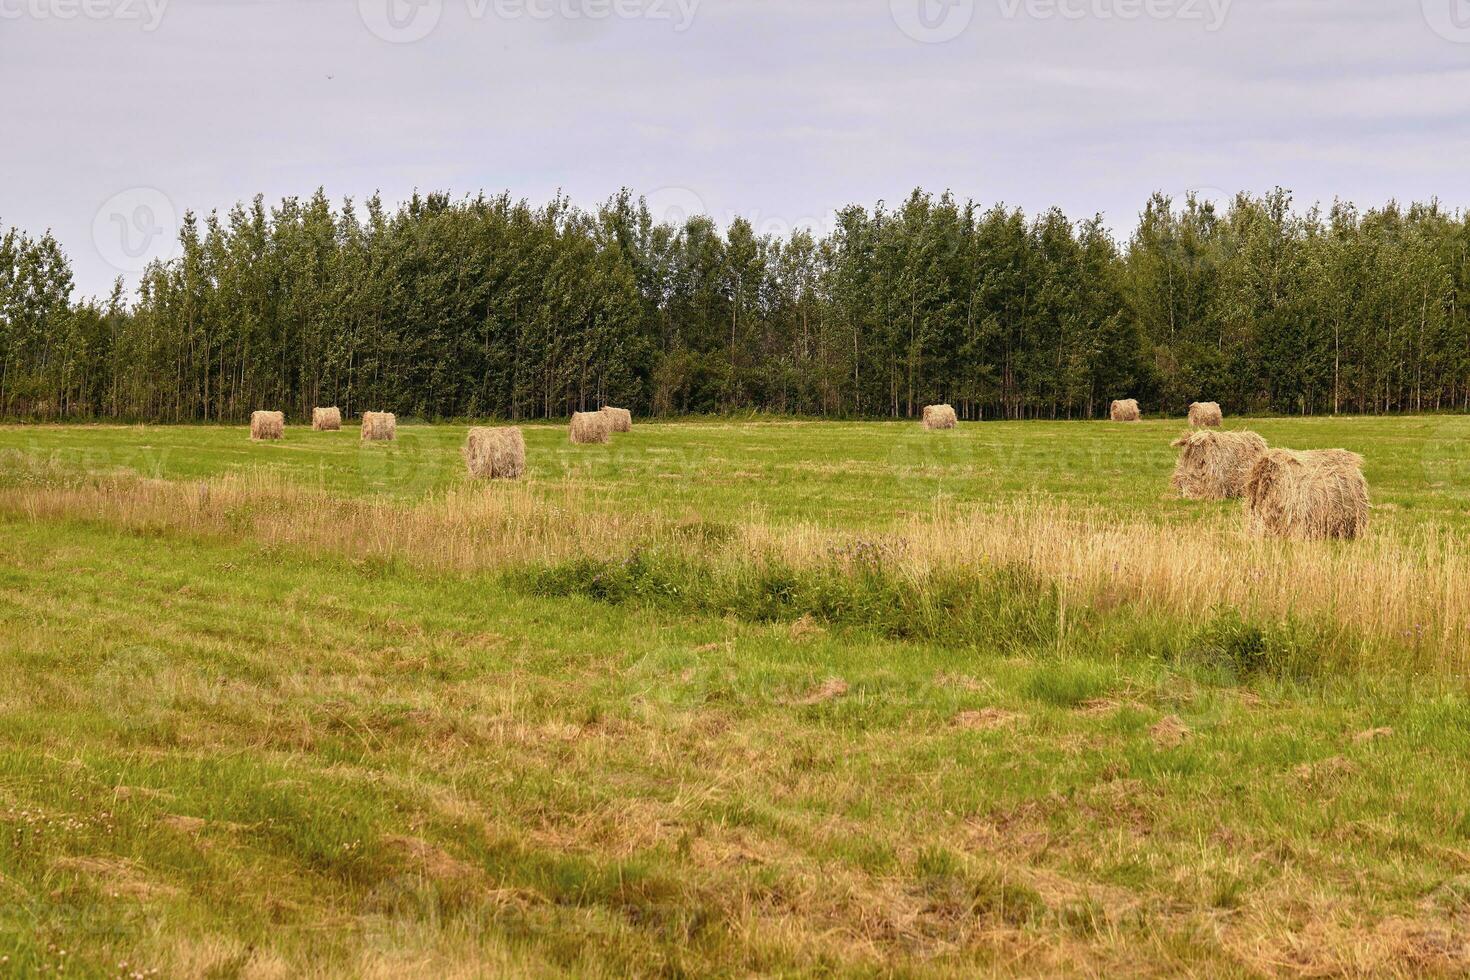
(1, 0), (1467, 297)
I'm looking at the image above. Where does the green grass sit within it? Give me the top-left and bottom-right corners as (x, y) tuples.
(2, 417), (1470, 975)
(6, 414), (1470, 529)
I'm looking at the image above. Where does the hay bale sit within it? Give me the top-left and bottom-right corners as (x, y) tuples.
(312, 406), (342, 431)
(600, 406), (633, 433)
(1244, 448), (1369, 540)
(1188, 402), (1223, 428)
(1170, 429), (1268, 500)
(1109, 399), (1141, 422)
(463, 426), (526, 480)
(922, 404), (957, 430)
(361, 411), (397, 441)
(569, 411), (611, 445)
(249, 411), (284, 441)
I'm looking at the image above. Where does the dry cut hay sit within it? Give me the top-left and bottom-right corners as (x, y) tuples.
(1244, 448), (1369, 540)
(463, 426), (526, 480)
(1170, 429), (1267, 500)
(311, 406), (342, 431)
(569, 411), (611, 445)
(600, 406), (633, 433)
(1188, 402), (1223, 427)
(361, 412), (396, 441)
(922, 404), (957, 430)
(1109, 399), (1141, 422)
(249, 411), (284, 441)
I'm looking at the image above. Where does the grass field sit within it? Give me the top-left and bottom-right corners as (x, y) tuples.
(3, 417), (1470, 976)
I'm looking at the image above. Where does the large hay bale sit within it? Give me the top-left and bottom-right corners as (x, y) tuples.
(1170, 429), (1268, 500)
(1188, 402), (1223, 428)
(1244, 448), (1369, 540)
(569, 411), (611, 445)
(1110, 399), (1141, 422)
(600, 406), (633, 433)
(250, 410), (284, 441)
(922, 404), (957, 430)
(463, 426), (526, 480)
(361, 411), (397, 441)
(312, 406), (342, 431)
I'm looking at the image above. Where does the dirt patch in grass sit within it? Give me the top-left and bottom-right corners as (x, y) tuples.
(1078, 696), (1148, 716)
(1243, 913), (1470, 976)
(936, 672), (991, 692)
(1149, 715), (1190, 748)
(953, 709), (1024, 731)
(965, 805), (1056, 863)
(788, 614), (825, 641)
(793, 678), (848, 706)
(1293, 756), (1357, 787)
(53, 856), (180, 900)
(159, 814), (208, 835)
(382, 835), (481, 883)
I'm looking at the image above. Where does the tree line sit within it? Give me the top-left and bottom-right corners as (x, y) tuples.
(2, 186), (1468, 422)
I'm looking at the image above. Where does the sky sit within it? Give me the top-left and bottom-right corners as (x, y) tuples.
(3, 0), (1470, 297)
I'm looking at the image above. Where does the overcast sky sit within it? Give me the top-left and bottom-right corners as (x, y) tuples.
(4, 0), (1469, 297)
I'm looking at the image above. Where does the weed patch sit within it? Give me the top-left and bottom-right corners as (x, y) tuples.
(1186, 609), (1332, 679)
(521, 549), (1060, 652)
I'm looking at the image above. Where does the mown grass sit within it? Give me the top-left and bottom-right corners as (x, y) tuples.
(5, 413), (1470, 529)
(1, 418), (1470, 975)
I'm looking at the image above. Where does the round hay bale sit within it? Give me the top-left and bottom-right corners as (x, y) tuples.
(361, 412), (397, 441)
(250, 410), (284, 441)
(1244, 448), (1369, 540)
(312, 406), (342, 431)
(1170, 429), (1267, 500)
(1109, 399), (1141, 422)
(463, 426), (526, 480)
(600, 406), (633, 433)
(922, 404), (957, 430)
(1188, 402), (1223, 428)
(569, 411), (611, 445)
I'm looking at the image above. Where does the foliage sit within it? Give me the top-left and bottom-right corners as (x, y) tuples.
(3, 187), (1470, 421)
(1186, 609), (1329, 679)
(523, 548), (1060, 651)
